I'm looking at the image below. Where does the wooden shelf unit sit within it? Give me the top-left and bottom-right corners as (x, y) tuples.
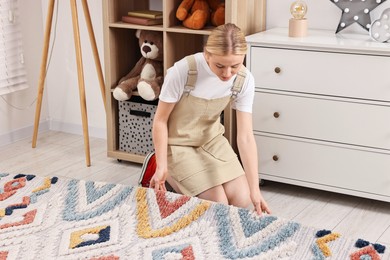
(102, 0), (266, 163)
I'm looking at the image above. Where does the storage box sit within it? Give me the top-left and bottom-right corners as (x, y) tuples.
(118, 96), (158, 155)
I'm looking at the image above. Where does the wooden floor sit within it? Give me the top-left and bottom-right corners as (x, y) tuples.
(1, 130), (390, 251)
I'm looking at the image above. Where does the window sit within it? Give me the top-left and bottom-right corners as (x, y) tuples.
(0, 0), (28, 96)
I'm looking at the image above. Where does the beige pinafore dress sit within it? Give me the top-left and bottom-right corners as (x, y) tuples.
(167, 55), (247, 196)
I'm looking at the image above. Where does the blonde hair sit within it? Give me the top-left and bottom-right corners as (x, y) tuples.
(204, 23), (247, 56)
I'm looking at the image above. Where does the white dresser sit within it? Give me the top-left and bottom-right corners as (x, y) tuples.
(246, 28), (390, 202)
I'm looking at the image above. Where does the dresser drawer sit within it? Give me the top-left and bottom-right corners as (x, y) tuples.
(253, 91), (390, 150)
(255, 134), (390, 200)
(250, 47), (390, 102)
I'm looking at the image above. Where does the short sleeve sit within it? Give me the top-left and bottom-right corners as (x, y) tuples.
(231, 70), (255, 113)
(158, 58), (188, 103)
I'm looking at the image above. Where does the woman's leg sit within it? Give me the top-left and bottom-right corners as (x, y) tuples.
(166, 175), (182, 194)
(223, 175), (251, 208)
(197, 185), (229, 204)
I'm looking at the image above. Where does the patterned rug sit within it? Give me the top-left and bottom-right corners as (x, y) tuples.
(0, 173), (387, 259)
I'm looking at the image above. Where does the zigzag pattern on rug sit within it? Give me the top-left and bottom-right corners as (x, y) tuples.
(0, 173), (387, 259)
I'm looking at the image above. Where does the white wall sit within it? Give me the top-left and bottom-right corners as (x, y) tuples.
(0, 0), (106, 146)
(2, 0), (390, 146)
(40, 0), (106, 139)
(266, 0), (390, 35)
(0, 0), (46, 146)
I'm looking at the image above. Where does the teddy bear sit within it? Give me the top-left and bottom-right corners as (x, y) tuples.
(113, 30), (163, 101)
(176, 0), (225, 30)
(207, 0), (225, 27)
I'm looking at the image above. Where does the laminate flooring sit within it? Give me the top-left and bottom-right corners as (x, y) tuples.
(1, 130), (389, 252)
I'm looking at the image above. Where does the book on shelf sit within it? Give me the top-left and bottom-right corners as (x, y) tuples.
(127, 10), (163, 19)
(121, 15), (163, 26)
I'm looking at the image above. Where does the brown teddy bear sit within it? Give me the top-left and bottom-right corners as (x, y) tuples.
(208, 0), (225, 27)
(176, 0), (225, 30)
(113, 30), (163, 101)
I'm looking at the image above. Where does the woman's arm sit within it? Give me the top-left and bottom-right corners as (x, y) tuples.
(150, 100), (176, 191)
(236, 110), (271, 214)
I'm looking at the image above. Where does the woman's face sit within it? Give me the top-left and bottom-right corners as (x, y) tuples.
(204, 52), (245, 82)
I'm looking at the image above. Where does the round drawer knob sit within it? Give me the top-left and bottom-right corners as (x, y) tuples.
(274, 67), (281, 74)
(272, 155), (279, 161)
(273, 112), (280, 118)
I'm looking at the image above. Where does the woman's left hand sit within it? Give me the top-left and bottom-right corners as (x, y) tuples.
(251, 189), (271, 216)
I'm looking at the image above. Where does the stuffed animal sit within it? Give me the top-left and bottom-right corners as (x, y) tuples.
(176, 0), (225, 30)
(113, 30), (163, 101)
(208, 0), (225, 27)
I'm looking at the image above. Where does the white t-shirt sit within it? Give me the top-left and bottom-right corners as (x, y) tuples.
(159, 52), (255, 113)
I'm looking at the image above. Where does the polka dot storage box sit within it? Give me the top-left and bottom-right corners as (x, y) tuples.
(118, 95), (158, 155)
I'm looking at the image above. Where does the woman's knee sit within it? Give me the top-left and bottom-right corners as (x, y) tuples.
(224, 176), (251, 208)
(228, 191), (251, 208)
(197, 185), (229, 204)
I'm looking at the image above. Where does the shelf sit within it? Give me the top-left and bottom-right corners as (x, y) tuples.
(103, 0), (266, 163)
(109, 22), (164, 31)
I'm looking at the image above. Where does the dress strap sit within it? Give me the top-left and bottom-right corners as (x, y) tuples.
(184, 55), (198, 95)
(231, 66), (247, 99)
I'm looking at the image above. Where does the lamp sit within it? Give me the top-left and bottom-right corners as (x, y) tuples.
(289, 0), (308, 37)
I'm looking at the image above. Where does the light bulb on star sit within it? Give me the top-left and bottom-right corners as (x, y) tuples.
(330, 0), (386, 33)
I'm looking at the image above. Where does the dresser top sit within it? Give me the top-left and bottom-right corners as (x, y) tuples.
(246, 28), (390, 56)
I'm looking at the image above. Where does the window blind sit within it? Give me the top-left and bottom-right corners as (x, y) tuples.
(0, 0), (28, 96)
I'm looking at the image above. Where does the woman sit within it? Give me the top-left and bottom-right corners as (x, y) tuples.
(150, 23), (271, 215)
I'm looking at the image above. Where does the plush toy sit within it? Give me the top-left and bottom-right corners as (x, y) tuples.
(208, 0), (225, 27)
(176, 0), (225, 30)
(113, 30), (163, 101)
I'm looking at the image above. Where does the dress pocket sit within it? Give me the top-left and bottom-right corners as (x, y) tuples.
(200, 135), (237, 162)
(168, 146), (205, 182)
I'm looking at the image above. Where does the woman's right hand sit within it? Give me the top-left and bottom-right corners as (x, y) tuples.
(150, 168), (167, 191)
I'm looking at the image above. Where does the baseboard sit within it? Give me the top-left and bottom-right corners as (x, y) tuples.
(0, 120), (107, 148)
(0, 120), (50, 147)
(49, 120), (107, 140)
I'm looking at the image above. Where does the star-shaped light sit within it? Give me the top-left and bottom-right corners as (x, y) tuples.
(330, 0), (387, 33)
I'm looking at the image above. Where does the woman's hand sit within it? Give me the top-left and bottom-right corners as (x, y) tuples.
(251, 188), (271, 216)
(149, 169), (167, 192)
